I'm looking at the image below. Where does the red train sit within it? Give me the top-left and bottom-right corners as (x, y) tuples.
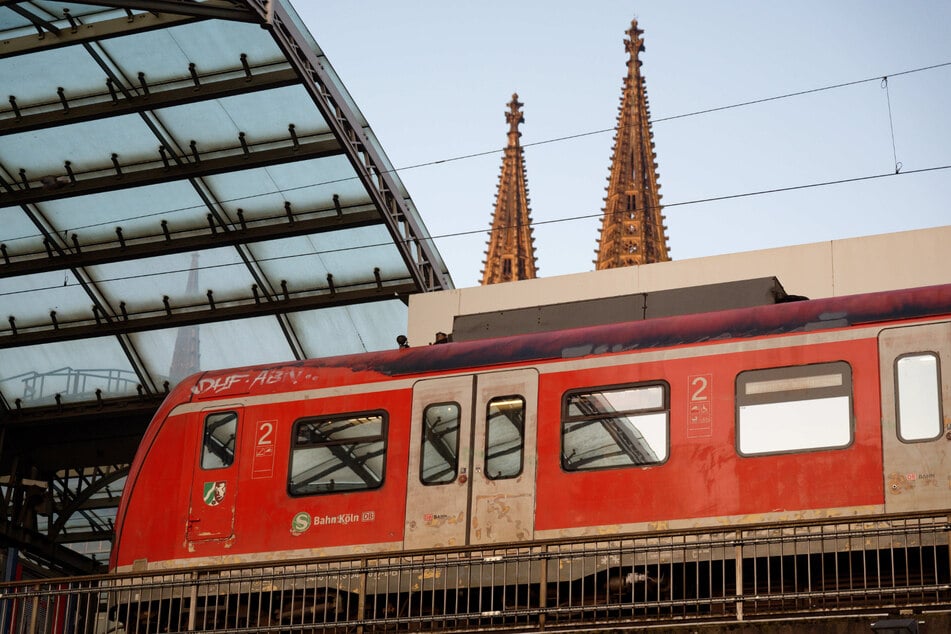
(110, 282), (951, 575)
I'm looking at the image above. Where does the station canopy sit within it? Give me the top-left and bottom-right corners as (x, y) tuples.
(0, 0), (452, 572)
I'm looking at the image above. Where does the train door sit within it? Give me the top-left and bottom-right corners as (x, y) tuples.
(186, 407), (241, 542)
(879, 322), (951, 513)
(403, 369), (538, 549)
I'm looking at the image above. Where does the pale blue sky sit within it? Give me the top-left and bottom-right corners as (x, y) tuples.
(299, 2), (951, 288)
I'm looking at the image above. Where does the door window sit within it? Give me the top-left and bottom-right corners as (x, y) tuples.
(201, 411), (238, 469)
(895, 353), (943, 441)
(485, 396), (525, 480)
(420, 402), (461, 484)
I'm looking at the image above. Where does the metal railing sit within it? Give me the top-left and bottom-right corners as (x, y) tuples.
(1, 512), (948, 633)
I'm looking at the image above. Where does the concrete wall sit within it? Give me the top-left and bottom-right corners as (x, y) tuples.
(407, 225), (951, 347)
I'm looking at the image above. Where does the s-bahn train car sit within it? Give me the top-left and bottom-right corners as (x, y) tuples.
(108, 282), (951, 624)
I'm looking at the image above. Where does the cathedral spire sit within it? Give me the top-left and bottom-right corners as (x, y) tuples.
(168, 253), (201, 384)
(595, 19), (670, 269)
(481, 93), (539, 285)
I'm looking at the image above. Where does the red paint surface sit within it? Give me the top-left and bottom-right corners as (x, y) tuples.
(111, 284), (951, 571)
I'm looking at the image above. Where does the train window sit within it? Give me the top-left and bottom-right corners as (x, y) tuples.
(201, 411), (237, 470)
(895, 353), (943, 442)
(420, 402), (461, 484)
(736, 361), (853, 456)
(485, 395), (525, 480)
(561, 383), (668, 471)
(288, 412), (386, 495)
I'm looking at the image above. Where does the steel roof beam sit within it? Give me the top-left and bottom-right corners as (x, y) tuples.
(0, 208), (382, 278)
(0, 522), (100, 574)
(2, 67), (299, 136)
(1, 135), (343, 206)
(0, 280), (417, 349)
(69, 0), (263, 22)
(0, 8), (200, 59)
(264, 3), (453, 293)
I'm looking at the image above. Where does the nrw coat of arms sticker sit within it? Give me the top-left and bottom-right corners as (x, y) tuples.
(203, 481), (227, 506)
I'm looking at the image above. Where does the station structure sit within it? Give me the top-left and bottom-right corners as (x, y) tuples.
(2, 3), (950, 633)
(0, 0), (451, 576)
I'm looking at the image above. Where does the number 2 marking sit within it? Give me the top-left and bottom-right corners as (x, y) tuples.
(257, 421), (274, 445)
(691, 376), (708, 401)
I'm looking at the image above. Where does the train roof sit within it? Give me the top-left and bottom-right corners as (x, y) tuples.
(168, 283), (951, 404)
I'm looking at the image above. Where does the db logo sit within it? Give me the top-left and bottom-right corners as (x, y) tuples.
(291, 511), (312, 535)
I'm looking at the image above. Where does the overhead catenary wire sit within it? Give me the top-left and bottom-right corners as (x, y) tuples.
(0, 60), (948, 295)
(2, 162), (948, 299)
(3, 58), (949, 245)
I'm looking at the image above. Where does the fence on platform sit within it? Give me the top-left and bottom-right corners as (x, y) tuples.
(1, 512), (948, 633)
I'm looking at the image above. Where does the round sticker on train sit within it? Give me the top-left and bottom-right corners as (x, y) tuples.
(291, 511), (312, 535)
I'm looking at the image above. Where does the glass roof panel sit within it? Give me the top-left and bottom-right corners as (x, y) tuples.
(250, 226), (408, 289)
(201, 155), (371, 220)
(0, 336), (139, 407)
(99, 19), (283, 84)
(154, 84), (332, 149)
(132, 316), (295, 385)
(0, 0), (452, 574)
(1, 114), (158, 178)
(0, 270), (97, 328)
(0, 44), (110, 109)
(291, 300), (409, 358)
(89, 248), (256, 314)
(0, 206), (46, 257)
(37, 180), (212, 244)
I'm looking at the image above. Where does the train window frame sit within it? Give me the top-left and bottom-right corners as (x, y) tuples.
(561, 381), (670, 472)
(288, 410), (387, 497)
(420, 401), (462, 485)
(736, 361), (854, 457)
(201, 411), (238, 470)
(895, 352), (943, 443)
(485, 395), (525, 480)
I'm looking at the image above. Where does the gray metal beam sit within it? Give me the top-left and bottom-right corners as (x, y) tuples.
(1, 135), (343, 206)
(0, 522), (100, 574)
(263, 3), (453, 293)
(0, 280), (417, 349)
(2, 67), (300, 136)
(30, 0), (260, 23)
(0, 208), (383, 278)
(0, 7), (200, 59)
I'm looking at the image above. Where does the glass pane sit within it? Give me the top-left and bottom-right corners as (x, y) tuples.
(202, 411), (237, 469)
(736, 362), (853, 456)
(738, 396), (851, 454)
(290, 414), (385, 495)
(421, 402), (460, 485)
(485, 396), (524, 480)
(564, 413), (667, 470)
(563, 384), (668, 471)
(896, 354), (942, 441)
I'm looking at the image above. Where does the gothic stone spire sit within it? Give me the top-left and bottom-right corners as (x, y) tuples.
(481, 93), (539, 285)
(595, 19), (670, 269)
(168, 253), (201, 384)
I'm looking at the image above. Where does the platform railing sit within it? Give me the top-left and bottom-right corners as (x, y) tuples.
(1, 512), (948, 633)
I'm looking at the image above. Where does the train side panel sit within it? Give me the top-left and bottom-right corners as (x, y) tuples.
(535, 335), (884, 535)
(114, 387), (414, 571)
(232, 388), (412, 561)
(113, 409), (200, 570)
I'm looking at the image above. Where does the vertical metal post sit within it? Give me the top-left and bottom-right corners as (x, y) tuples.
(538, 545), (547, 630)
(356, 558), (367, 634)
(734, 542), (744, 621)
(187, 574), (198, 631)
